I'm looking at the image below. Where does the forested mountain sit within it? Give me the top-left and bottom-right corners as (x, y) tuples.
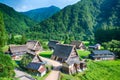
(21, 6), (60, 22)
(29, 0), (120, 42)
(0, 3), (36, 34)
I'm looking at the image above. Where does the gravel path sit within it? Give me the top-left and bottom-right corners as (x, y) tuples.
(39, 56), (62, 80)
(40, 56), (62, 69)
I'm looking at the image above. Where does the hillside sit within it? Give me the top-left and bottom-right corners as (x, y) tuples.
(29, 0), (120, 41)
(21, 6), (60, 22)
(0, 3), (36, 34)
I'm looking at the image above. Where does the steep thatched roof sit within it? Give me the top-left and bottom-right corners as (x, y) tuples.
(48, 40), (60, 49)
(53, 44), (75, 60)
(26, 40), (42, 51)
(9, 45), (27, 53)
(66, 56), (80, 65)
(70, 41), (86, 49)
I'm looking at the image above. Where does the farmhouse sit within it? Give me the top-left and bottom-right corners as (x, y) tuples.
(7, 40), (43, 59)
(70, 41), (86, 50)
(7, 45), (27, 60)
(89, 50), (115, 61)
(25, 53), (47, 77)
(26, 40), (43, 54)
(51, 44), (86, 74)
(48, 40), (60, 50)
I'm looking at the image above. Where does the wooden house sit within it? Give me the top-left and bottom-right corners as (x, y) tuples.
(89, 43), (101, 50)
(7, 45), (27, 60)
(70, 41), (86, 50)
(89, 50), (115, 61)
(48, 40), (60, 50)
(51, 44), (86, 74)
(25, 53), (47, 77)
(26, 40), (43, 54)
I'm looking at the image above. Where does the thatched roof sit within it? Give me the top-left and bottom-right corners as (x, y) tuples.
(70, 41), (85, 49)
(48, 40), (60, 49)
(9, 45), (27, 53)
(53, 44), (75, 60)
(26, 40), (42, 51)
(66, 56), (80, 65)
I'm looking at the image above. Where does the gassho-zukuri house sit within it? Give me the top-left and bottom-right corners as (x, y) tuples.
(89, 50), (115, 61)
(7, 40), (43, 60)
(7, 45), (28, 60)
(70, 41), (86, 50)
(26, 40), (43, 54)
(51, 44), (86, 74)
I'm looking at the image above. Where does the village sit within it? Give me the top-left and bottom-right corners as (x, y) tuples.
(5, 40), (116, 80)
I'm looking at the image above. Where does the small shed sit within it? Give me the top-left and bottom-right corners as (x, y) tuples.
(48, 40), (60, 50)
(26, 62), (46, 77)
(24, 53), (47, 76)
(89, 50), (115, 61)
(70, 41), (86, 50)
(8, 45), (27, 60)
(51, 44), (86, 74)
(26, 40), (43, 54)
(89, 43), (101, 50)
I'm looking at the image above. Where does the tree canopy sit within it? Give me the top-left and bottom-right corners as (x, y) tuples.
(0, 53), (16, 78)
(0, 12), (7, 50)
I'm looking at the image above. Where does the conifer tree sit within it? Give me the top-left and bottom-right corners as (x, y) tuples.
(0, 12), (7, 49)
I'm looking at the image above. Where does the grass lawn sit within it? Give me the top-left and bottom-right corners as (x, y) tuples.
(77, 50), (90, 59)
(61, 60), (120, 80)
(39, 51), (53, 58)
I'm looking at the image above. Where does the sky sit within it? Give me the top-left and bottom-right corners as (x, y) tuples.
(0, 0), (80, 12)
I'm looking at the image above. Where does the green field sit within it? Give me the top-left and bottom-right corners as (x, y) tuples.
(77, 50), (90, 59)
(39, 50), (90, 59)
(61, 60), (120, 80)
(39, 51), (53, 58)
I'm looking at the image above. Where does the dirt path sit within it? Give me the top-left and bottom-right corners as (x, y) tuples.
(40, 56), (62, 69)
(45, 70), (60, 80)
(39, 56), (62, 80)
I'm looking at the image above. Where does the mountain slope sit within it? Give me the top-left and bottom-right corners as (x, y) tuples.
(0, 3), (36, 34)
(21, 6), (60, 22)
(29, 0), (120, 41)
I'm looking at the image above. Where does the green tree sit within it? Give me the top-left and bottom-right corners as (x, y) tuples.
(20, 34), (27, 44)
(0, 12), (7, 49)
(102, 40), (120, 58)
(0, 53), (16, 78)
(8, 34), (15, 44)
(20, 54), (32, 68)
(64, 34), (70, 44)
